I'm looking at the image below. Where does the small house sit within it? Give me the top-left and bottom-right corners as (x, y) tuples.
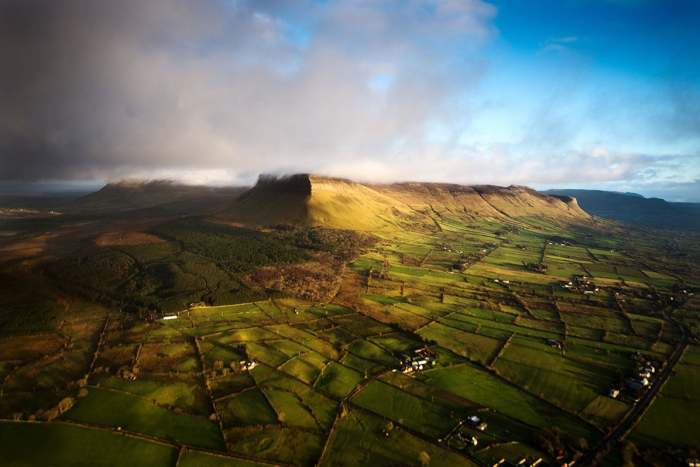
(466, 415), (487, 431)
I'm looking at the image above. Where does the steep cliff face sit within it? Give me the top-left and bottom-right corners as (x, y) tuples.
(216, 174), (426, 230)
(214, 174), (591, 231)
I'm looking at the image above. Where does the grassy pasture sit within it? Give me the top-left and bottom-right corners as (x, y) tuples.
(578, 394), (630, 428)
(215, 327), (279, 344)
(351, 380), (456, 438)
(0, 421), (177, 467)
(138, 342), (199, 373)
(243, 342), (290, 368)
(629, 397), (700, 450)
(251, 365), (338, 430)
(361, 294), (407, 304)
(89, 374), (211, 415)
(330, 314), (393, 337)
(494, 344), (615, 415)
(425, 365), (599, 441)
(177, 451), (264, 467)
(319, 407), (477, 466)
(3, 348), (92, 392)
(62, 387), (224, 449)
(682, 344), (700, 366)
(225, 427), (326, 467)
(217, 388), (278, 428)
(370, 334), (424, 354)
(209, 371), (257, 399)
(314, 362), (364, 398)
(418, 322), (503, 365)
(380, 371), (476, 410)
(201, 341), (244, 369)
(279, 351), (328, 384)
(267, 339), (309, 357)
(662, 363), (700, 401)
(340, 352), (386, 376)
(263, 388), (320, 429)
(345, 339), (396, 366)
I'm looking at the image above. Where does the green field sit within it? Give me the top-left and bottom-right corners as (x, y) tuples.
(61, 388), (224, 449)
(1, 188), (697, 466)
(0, 421), (178, 466)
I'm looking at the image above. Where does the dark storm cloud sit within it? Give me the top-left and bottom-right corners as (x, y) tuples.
(0, 0), (697, 201)
(0, 0), (496, 183)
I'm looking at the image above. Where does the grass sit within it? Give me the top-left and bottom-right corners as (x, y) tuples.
(629, 396), (700, 450)
(493, 344), (615, 416)
(345, 339), (397, 367)
(279, 351), (328, 385)
(251, 366), (338, 431)
(361, 294), (408, 304)
(319, 407), (478, 467)
(661, 363), (700, 402)
(263, 388), (320, 430)
(418, 322), (503, 365)
(89, 374), (211, 415)
(0, 421), (177, 467)
(225, 427), (325, 467)
(217, 389), (279, 427)
(340, 352), (387, 376)
(209, 371), (257, 399)
(425, 365), (599, 442)
(314, 362), (365, 398)
(351, 380), (456, 439)
(61, 387), (224, 449)
(177, 450), (265, 466)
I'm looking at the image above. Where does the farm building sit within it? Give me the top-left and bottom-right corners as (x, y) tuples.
(466, 415), (487, 431)
(399, 348), (439, 373)
(239, 360), (257, 370)
(546, 338), (562, 349)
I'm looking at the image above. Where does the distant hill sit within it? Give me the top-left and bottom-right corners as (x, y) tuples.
(543, 189), (700, 231)
(64, 180), (248, 214)
(214, 174), (591, 231)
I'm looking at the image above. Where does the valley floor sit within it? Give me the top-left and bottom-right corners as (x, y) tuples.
(1, 213), (699, 466)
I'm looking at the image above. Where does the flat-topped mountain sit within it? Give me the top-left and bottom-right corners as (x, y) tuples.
(214, 174), (590, 231)
(64, 180), (247, 214)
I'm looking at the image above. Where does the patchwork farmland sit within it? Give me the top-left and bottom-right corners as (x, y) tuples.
(1, 210), (698, 466)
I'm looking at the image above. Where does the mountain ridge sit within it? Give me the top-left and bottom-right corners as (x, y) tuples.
(214, 174), (591, 231)
(544, 189), (700, 231)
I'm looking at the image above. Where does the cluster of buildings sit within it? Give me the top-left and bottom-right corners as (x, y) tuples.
(239, 360), (258, 370)
(561, 276), (598, 294)
(609, 352), (657, 398)
(398, 348), (439, 373)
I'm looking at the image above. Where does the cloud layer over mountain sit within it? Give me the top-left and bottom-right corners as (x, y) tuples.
(1, 0), (698, 200)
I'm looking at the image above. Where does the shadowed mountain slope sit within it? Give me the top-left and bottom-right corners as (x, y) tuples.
(64, 180), (247, 214)
(215, 174), (591, 231)
(544, 189), (700, 231)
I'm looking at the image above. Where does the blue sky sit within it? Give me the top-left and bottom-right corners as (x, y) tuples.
(0, 0), (698, 201)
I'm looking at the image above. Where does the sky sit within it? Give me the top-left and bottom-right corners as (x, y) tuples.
(0, 0), (698, 201)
